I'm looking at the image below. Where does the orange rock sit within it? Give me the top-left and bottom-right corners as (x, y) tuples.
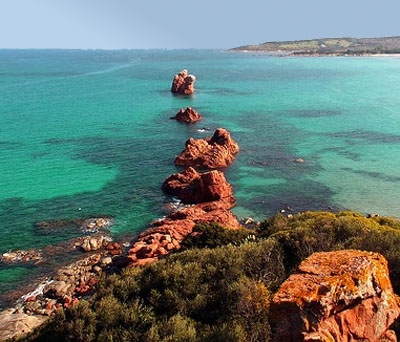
(87, 278), (97, 287)
(174, 128), (239, 169)
(170, 69), (196, 95)
(25, 296), (36, 302)
(171, 107), (202, 123)
(162, 167), (236, 208)
(75, 281), (90, 295)
(45, 301), (54, 311)
(127, 205), (241, 266)
(270, 250), (400, 342)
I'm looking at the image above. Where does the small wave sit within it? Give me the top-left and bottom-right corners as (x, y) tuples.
(72, 61), (139, 78)
(20, 278), (54, 302)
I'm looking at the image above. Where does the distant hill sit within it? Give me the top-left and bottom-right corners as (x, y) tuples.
(231, 36), (400, 56)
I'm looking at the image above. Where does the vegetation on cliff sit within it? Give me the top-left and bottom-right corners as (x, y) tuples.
(18, 211), (400, 341)
(231, 36), (400, 55)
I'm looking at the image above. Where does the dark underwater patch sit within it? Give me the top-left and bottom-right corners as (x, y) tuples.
(205, 88), (257, 96)
(0, 141), (22, 149)
(319, 146), (361, 161)
(285, 109), (341, 118)
(326, 129), (400, 144)
(341, 167), (400, 182)
(236, 178), (341, 218)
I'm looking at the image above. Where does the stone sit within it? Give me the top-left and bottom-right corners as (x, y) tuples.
(174, 128), (239, 169)
(0, 311), (48, 341)
(170, 107), (202, 123)
(101, 256), (113, 266)
(162, 167), (236, 208)
(171, 69), (196, 95)
(1, 249), (43, 263)
(34, 216), (114, 232)
(270, 250), (400, 342)
(92, 265), (102, 274)
(75, 235), (111, 252)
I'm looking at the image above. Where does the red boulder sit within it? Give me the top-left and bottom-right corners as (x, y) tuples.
(171, 107), (202, 123)
(270, 250), (400, 342)
(171, 69), (196, 95)
(174, 128), (239, 169)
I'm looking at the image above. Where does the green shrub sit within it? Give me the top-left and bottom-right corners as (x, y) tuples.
(181, 222), (250, 250)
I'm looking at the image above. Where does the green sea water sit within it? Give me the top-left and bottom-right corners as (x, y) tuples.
(1, 49), (400, 303)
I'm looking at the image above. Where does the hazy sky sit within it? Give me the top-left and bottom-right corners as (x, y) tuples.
(0, 0), (398, 49)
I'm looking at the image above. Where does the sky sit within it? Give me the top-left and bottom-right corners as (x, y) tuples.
(0, 0), (398, 49)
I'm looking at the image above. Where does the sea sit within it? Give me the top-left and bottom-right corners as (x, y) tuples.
(1, 49), (400, 306)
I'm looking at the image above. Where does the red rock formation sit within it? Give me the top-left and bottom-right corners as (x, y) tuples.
(128, 167), (241, 265)
(162, 167), (236, 208)
(127, 205), (241, 266)
(270, 250), (400, 342)
(174, 128), (239, 169)
(171, 69), (196, 95)
(170, 107), (202, 123)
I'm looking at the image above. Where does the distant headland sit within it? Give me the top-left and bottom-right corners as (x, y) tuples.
(230, 36), (400, 56)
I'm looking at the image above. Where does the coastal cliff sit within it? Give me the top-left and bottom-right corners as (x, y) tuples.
(231, 36), (400, 56)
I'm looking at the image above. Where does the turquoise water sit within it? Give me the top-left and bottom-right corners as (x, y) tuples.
(1, 49), (400, 301)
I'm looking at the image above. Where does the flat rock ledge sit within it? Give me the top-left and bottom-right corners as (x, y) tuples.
(270, 250), (400, 342)
(0, 311), (48, 341)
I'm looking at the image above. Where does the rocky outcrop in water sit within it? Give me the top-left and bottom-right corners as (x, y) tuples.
(170, 106), (202, 123)
(162, 167), (236, 208)
(270, 250), (400, 342)
(174, 128), (239, 169)
(35, 216), (114, 233)
(1, 249), (43, 264)
(128, 167), (241, 266)
(171, 69), (196, 95)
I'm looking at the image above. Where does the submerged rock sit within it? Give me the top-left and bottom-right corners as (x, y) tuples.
(270, 250), (400, 342)
(174, 128), (239, 169)
(170, 106), (202, 123)
(1, 249), (43, 264)
(171, 69), (196, 95)
(34, 216), (114, 233)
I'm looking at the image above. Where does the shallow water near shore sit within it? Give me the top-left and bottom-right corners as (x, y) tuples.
(1, 49), (400, 306)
